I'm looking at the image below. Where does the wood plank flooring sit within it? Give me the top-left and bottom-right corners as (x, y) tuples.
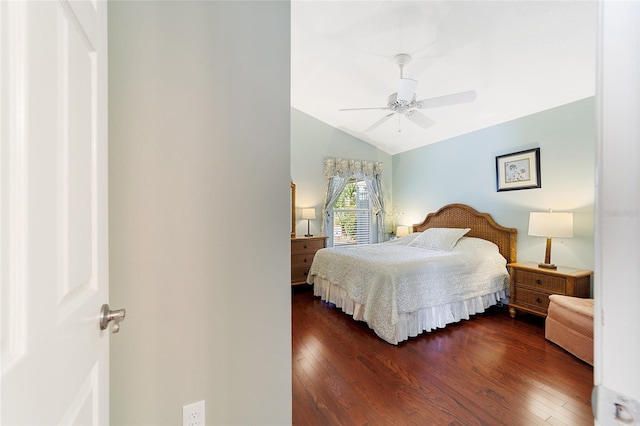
(292, 286), (594, 425)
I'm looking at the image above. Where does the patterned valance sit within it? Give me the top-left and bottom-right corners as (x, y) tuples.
(324, 158), (383, 180)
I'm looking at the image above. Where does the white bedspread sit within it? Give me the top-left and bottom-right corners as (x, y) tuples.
(307, 235), (510, 344)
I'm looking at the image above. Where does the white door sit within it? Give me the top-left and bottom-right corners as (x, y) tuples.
(1, 1), (110, 424)
(593, 1), (640, 423)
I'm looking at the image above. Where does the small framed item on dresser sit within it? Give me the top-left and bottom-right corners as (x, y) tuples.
(291, 236), (327, 285)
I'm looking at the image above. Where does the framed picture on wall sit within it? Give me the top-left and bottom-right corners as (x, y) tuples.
(495, 148), (541, 192)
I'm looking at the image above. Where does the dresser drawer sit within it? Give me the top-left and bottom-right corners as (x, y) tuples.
(291, 236), (327, 285)
(291, 253), (315, 268)
(515, 270), (566, 293)
(291, 239), (325, 254)
(513, 287), (551, 312)
(291, 266), (311, 283)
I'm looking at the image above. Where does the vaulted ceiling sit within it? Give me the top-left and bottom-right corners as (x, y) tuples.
(291, 1), (597, 155)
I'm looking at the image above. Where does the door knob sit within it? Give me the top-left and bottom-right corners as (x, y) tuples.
(99, 304), (126, 333)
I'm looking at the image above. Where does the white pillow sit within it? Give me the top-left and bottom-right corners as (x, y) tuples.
(452, 236), (499, 252)
(408, 228), (471, 251)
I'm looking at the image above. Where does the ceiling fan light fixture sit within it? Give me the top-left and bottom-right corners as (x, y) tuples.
(339, 53), (477, 133)
(397, 78), (418, 103)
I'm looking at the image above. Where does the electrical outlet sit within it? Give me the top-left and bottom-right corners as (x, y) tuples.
(183, 400), (205, 426)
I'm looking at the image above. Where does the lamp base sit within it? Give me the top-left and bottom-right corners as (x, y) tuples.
(538, 262), (557, 269)
(304, 220), (313, 238)
(538, 238), (557, 269)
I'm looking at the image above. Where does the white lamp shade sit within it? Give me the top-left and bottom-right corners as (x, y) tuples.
(301, 208), (316, 220)
(528, 212), (573, 238)
(395, 225), (409, 237)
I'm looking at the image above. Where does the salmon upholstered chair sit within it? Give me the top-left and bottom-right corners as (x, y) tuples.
(545, 294), (594, 365)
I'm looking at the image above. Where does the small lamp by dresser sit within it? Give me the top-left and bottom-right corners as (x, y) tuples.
(528, 210), (573, 269)
(396, 225), (409, 237)
(301, 208), (316, 237)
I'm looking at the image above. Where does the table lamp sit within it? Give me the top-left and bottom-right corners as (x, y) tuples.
(528, 211), (573, 269)
(396, 226), (409, 237)
(302, 208), (316, 237)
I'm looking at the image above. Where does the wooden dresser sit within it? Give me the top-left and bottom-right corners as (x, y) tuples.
(291, 236), (327, 286)
(507, 261), (592, 318)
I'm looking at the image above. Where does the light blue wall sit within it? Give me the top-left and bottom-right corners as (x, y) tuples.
(291, 108), (392, 237)
(392, 97), (596, 270)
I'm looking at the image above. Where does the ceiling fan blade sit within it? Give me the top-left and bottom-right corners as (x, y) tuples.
(416, 90), (477, 109)
(339, 106), (391, 111)
(397, 78), (418, 102)
(364, 113), (394, 132)
(405, 110), (435, 129)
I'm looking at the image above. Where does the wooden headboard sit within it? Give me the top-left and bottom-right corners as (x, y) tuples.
(412, 203), (517, 263)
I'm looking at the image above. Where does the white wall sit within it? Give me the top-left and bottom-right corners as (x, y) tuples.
(393, 98), (596, 271)
(291, 108), (393, 237)
(108, 2), (291, 424)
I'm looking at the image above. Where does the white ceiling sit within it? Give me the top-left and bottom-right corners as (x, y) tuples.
(291, 1), (597, 155)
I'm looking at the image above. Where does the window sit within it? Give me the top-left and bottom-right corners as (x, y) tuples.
(331, 179), (372, 246)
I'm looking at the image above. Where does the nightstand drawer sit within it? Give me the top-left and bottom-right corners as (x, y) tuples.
(507, 262), (592, 318)
(291, 266), (311, 283)
(291, 239), (325, 254)
(516, 270), (566, 293)
(291, 253), (315, 268)
(291, 236), (327, 285)
(513, 287), (551, 312)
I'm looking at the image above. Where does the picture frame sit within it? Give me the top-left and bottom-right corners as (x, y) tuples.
(495, 148), (541, 192)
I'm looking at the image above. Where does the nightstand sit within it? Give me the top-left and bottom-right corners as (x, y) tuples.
(507, 261), (592, 318)
(291, 236), (327, 286)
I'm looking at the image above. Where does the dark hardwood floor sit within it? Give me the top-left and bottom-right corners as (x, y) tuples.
(292, 286), (593, 425)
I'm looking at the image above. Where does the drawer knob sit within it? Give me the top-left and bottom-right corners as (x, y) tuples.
(303, 245), (308, 249)
(535, 279), (542, 285)
(303, 258), (307, 263)
(536, 297), (542, 303)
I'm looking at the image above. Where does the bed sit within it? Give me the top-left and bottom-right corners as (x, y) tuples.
(306, 203), (518, 344)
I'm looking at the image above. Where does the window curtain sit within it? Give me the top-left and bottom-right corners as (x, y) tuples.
(322, 158), (385, 243)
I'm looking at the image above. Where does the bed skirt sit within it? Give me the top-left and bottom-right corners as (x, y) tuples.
(312, 277), (509, 344)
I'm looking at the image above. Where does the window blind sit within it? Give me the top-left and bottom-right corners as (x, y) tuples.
(332, 180), (372, 245)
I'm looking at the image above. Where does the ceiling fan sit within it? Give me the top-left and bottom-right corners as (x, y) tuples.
(339, 54), (477, 132)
